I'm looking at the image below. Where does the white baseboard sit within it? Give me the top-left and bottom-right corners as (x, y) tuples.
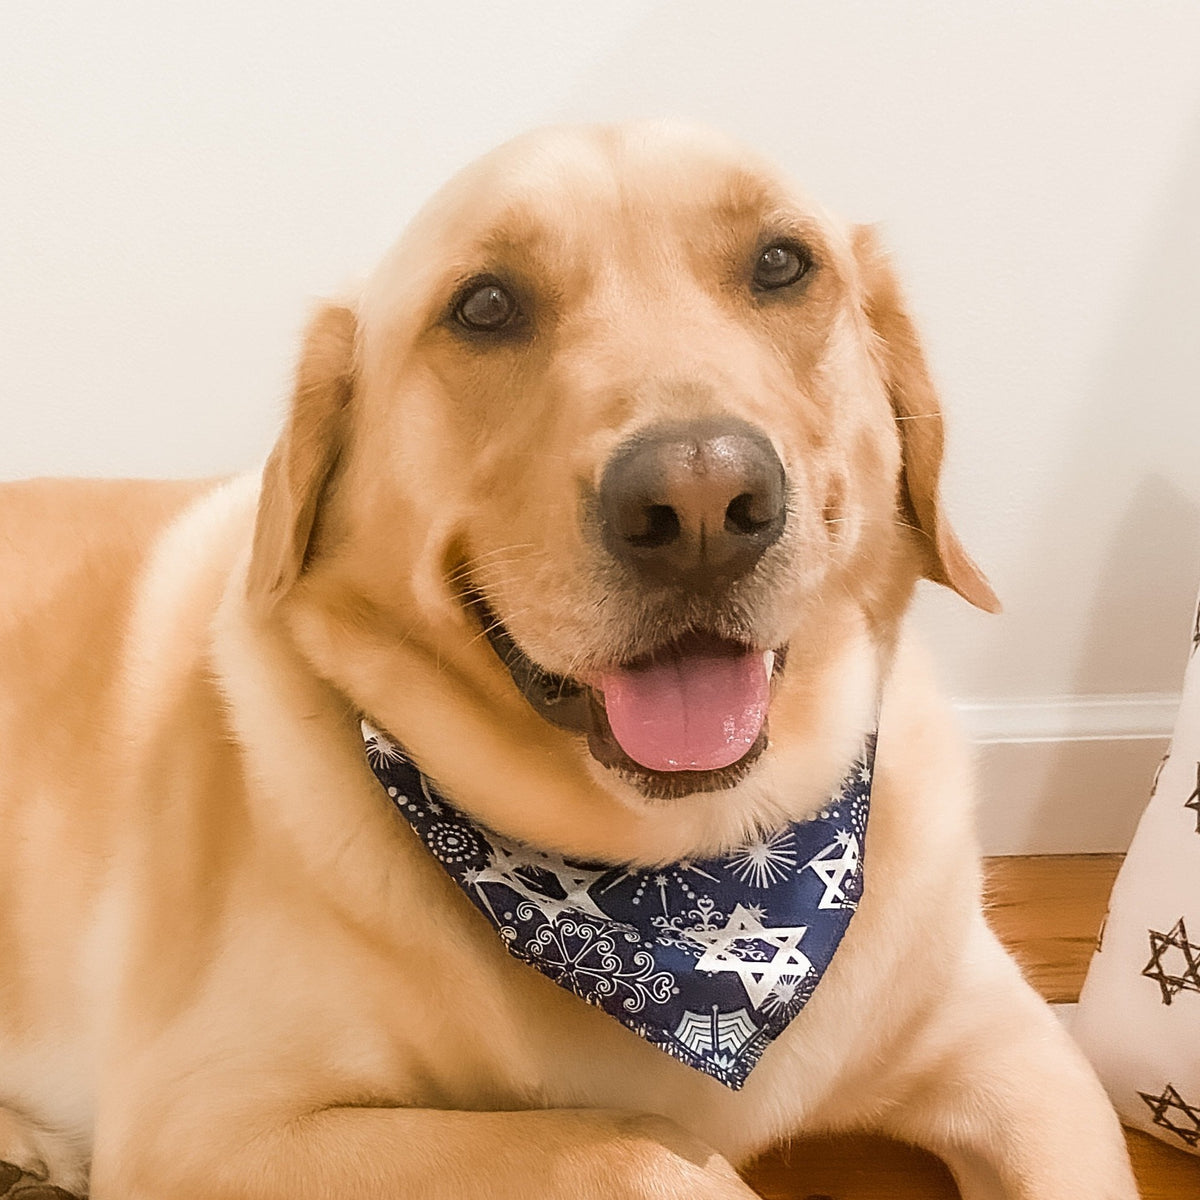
(954, 694), (1178, 856)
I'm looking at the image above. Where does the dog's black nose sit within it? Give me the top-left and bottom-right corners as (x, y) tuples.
(599, 417), (786, 589)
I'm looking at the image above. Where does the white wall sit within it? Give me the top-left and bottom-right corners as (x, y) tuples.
(3, 1), (1198, 851)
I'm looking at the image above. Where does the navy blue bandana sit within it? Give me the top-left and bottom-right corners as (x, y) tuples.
(363, 721), (874, 1089)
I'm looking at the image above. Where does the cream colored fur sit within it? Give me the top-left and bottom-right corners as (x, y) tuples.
(0, 123), (1136, 1198)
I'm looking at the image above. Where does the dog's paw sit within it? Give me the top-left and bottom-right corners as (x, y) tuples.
(0, 1112), (46, 1186)
(602, 1113), (763, 1200)
(0, 1110), (85, 1198)
(1, 1163), (81, 1200)
(5, 1185), (81, 1200)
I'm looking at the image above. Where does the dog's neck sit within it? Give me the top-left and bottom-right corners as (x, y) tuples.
(282, 581), (885, 865)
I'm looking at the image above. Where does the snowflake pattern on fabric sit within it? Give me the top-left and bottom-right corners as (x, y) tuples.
(362, 721), (875, 1089)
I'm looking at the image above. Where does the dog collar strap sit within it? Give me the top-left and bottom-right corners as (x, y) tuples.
(362, 723), (874, 1090)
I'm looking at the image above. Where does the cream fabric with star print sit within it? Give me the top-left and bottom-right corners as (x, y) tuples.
(1075, 588), (1200, 1155)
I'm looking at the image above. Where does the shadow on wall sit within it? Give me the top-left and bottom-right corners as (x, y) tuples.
(1071, 477), (1200, 698)
(975, 106), (1200, 704)
(1061, 109), (1200, 700)
(997, 110), (1200, 850)
(1065, 101), (1200, 697)
(1024, 479), (1199, 853)
(974, 481), (1199, 855)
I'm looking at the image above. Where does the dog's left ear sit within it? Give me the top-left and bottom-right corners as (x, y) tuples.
(852, 225), (1000, 614)
(246, 302), (358, 610)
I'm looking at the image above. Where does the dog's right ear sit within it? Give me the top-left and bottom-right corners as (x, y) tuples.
(246, 303), (358, 610)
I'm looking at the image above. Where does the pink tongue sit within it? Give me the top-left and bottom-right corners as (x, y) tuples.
(597, 644), (769, 772)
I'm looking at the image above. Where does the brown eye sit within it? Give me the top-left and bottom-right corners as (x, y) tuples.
(455, 278), (517, 331)
(753, 242), (810, 290)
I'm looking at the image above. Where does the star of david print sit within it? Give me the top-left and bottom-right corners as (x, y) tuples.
(804, 830), (861, 910)
(1185, 763), (1200, 835)
(689, 904), (812, 1009)
(1142, 917), (1200, 1005)
(1138, 1082), (1200, 1148)
(466, 841), (611, 925)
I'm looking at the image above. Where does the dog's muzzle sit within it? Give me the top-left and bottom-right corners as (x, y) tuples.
(465, 416), (790, 797)
(587, 417), (785, 776)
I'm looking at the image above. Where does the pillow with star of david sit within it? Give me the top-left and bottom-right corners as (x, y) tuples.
(1074, 587), (1200, 1156)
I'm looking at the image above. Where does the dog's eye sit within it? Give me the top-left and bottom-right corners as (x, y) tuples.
(455, 279), (518, 331)
(753, 242), (810, 290)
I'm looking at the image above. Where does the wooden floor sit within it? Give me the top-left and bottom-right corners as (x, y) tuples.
(741, 855), (1200, 1199)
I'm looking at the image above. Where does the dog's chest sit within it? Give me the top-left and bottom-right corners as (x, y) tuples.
(319, 855), (861, 1162)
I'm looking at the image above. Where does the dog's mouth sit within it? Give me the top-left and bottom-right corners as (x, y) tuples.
(464, 592), (783, 798)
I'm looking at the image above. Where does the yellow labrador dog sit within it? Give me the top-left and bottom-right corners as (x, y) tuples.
(0, 123), (1136, 1199)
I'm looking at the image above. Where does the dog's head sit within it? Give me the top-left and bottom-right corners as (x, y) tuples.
(247, 123), (995, 844)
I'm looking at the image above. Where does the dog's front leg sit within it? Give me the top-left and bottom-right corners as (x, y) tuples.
(880, 928), (1138, 1200)
(93, 1105), (763, 1200)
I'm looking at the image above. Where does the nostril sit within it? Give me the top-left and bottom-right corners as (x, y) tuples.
(724, 492), (773, 536)
(627, 504), (680, 549)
